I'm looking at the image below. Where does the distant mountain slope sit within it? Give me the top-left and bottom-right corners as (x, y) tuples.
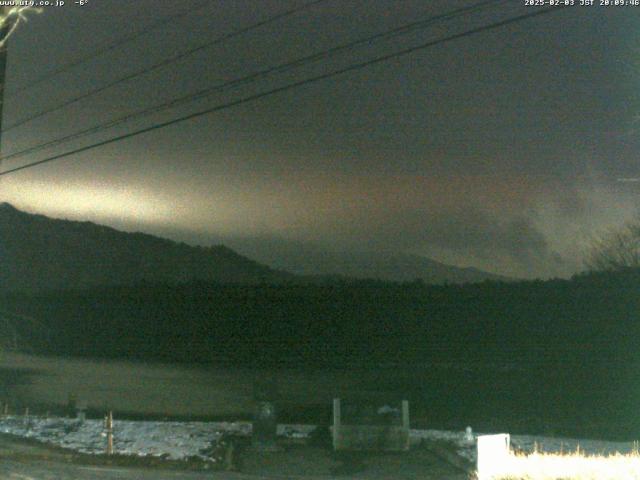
(0, 203), (293, 292)
(225, 238), (511, 284)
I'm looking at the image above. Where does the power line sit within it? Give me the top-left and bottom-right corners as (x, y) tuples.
(7, 0), (213, 98)
(1, 0), (506, 163)
(0, 6), (568, 178)
(3, 0), (328, 133)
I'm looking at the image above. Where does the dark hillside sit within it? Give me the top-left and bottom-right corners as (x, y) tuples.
(4, 270), (639, 368)
(0, 203), (293, 291)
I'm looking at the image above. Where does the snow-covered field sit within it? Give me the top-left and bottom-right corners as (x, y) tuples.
(0, 415), (636, 467)
(0, 416), (314, 461)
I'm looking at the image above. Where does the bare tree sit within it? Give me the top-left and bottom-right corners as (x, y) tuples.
(585, 218), (640, 271)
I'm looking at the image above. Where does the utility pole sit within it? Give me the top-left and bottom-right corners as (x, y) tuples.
(0, 6), (11, 162)
(0, 6), (40, 163)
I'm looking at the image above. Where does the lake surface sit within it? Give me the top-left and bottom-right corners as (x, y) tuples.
(0, 353), (635, 440)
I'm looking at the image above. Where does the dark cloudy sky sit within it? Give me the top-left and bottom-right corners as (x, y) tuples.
(0, 0), (639, 278)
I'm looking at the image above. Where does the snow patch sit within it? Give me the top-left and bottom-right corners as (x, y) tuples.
(0, 416), (635, 465)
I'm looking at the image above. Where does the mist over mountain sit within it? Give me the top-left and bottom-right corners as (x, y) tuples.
(213, 237), (512, 285)
(0, 203), (509, 292)
(0, 203), (293, 292)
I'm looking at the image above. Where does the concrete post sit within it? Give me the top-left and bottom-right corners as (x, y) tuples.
(104, 411), (114, 455)
(252, 376), (278, 451)
(76, 400), (87, 423)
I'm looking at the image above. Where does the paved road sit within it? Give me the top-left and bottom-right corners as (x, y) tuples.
(0, 460), (227, 479)
(0, 455), (470, 480)
(0, 460), (469, 480)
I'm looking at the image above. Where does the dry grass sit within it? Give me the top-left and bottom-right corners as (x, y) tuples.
(490, 447), (640, 480)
